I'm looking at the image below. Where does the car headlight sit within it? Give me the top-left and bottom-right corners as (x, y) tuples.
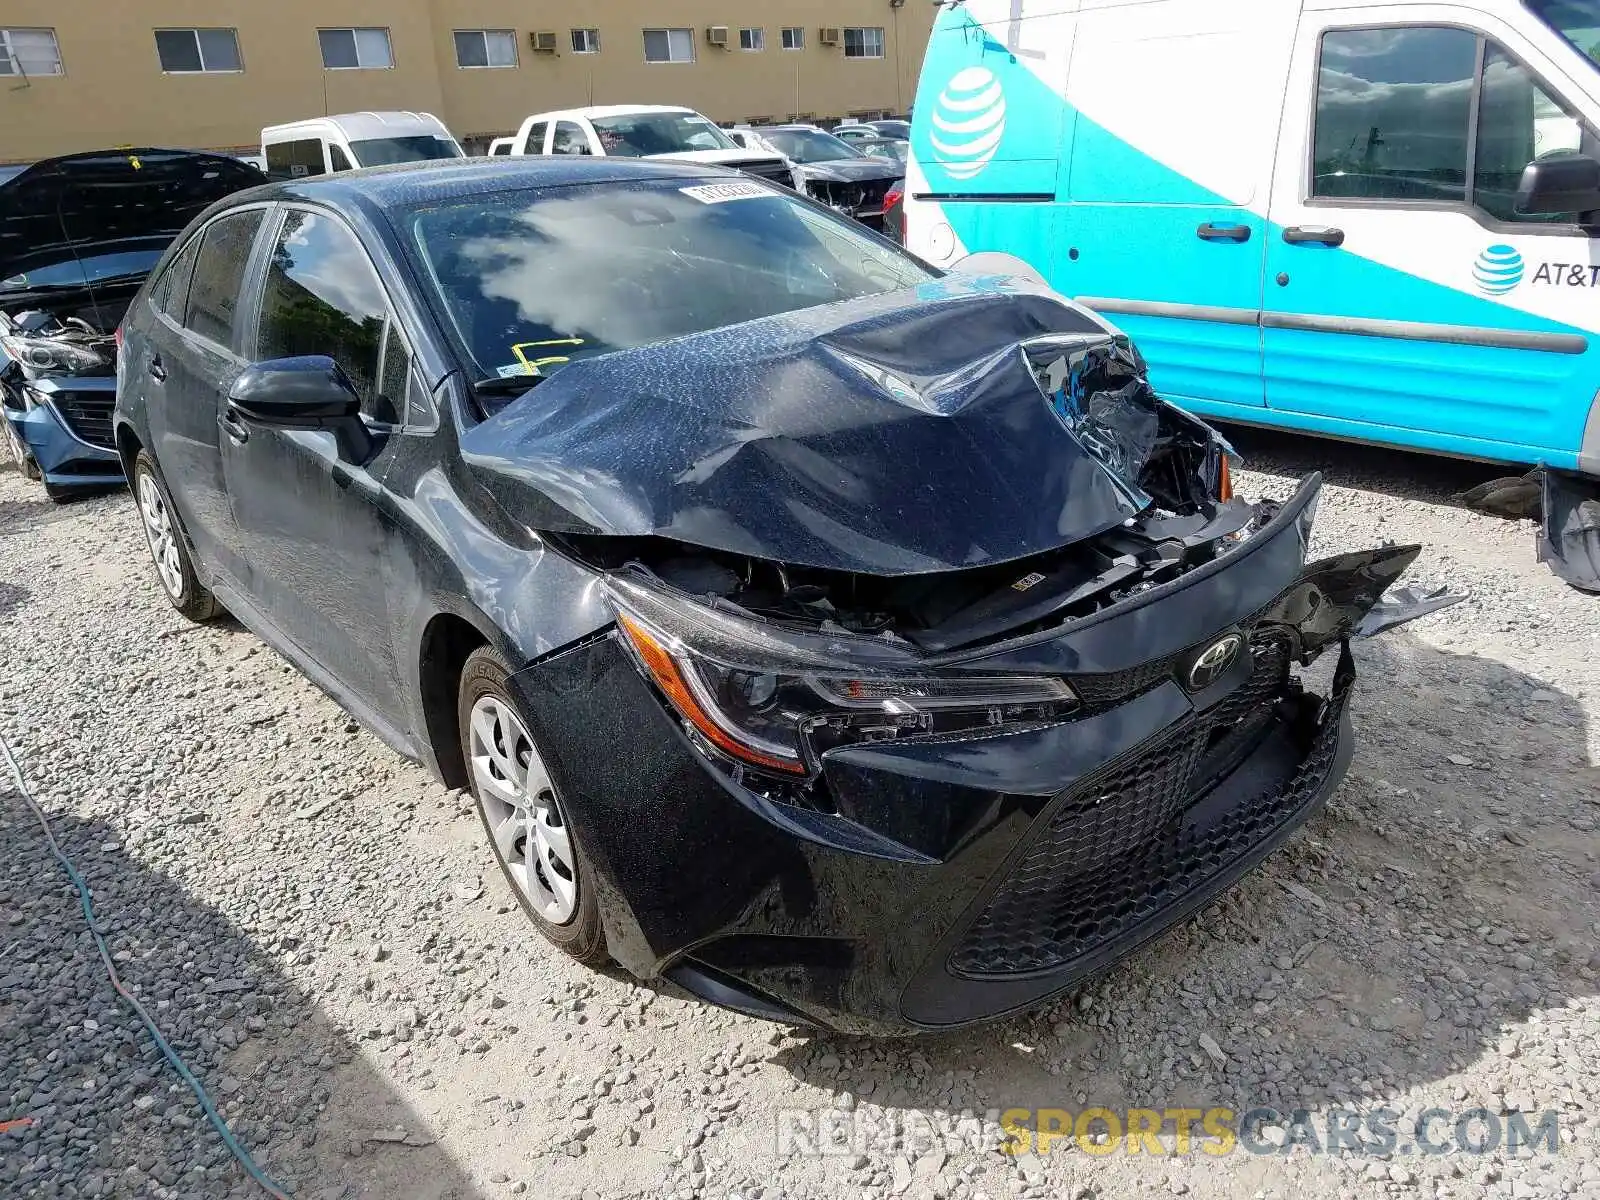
(611, 585), (1077, 778)
(0, 335), (106, 373)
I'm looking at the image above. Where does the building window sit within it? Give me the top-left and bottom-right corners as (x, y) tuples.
(0, 28), (63, 76)
(318, 27), (393, 70)
(843, 27), (885, 59)
(739, 28), (765, 52)
(453, 30), (517, 68)
(155, 28), (242, 74)
(571, 28), (600, 54)
(781, 27), (804, 51)
(643, 28), (694, 64)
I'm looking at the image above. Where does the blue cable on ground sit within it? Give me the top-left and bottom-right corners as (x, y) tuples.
(0, 730), (295, 1199)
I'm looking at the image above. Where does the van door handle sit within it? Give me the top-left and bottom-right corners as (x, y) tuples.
(1197, 223), (1252, 243)
(1283, 225), (1346, 247)
(147, 355), (167, 382)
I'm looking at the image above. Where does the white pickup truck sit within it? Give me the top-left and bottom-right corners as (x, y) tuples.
(507, 105), (796, 188)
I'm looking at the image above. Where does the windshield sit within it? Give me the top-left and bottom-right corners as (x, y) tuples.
(406, 178), (936, 386)
(589, 113), (737, 156)
(762, 129), (863, 163)
(1528, 0), (1600, 64)
(349, 136), (463, 167)
(0, 248), (164, 291)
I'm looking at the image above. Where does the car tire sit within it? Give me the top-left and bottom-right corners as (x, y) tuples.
(458, 645), (608, 967)
(132, 449), (221, 622)
(3, 419), (40, 481)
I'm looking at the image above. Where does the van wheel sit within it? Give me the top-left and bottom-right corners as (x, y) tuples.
(133, 450), (221, 622)
(458, 645), (607, 966)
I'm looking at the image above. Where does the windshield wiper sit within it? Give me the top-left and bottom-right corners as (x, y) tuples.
(0, 272), (150, 294)
(471, 374), (547, 398)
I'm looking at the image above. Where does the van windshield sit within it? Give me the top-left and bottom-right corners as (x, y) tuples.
(589, 113), (737, 156)
(349, 136), (463, 166)
(1527, 1), (1600, 67)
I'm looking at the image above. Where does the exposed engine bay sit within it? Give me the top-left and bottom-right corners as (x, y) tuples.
(0, 296), (124, 380)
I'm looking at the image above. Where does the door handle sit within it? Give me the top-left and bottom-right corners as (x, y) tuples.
(1197, 222), (1252, 243)
(1282, 225), (1345, 247)
(147, 355), (167, 382)
(218, 411), (249, 446)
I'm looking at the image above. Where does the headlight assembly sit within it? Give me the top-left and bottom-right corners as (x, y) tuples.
(613, 592), (1078, 779)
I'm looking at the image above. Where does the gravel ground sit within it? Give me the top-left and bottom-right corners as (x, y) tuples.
(1, 429), (1598, 1200)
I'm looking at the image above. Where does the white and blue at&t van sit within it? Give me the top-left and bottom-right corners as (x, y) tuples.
(905, 0), (1600, 590)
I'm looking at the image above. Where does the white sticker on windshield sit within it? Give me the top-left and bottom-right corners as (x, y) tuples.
(679, 181), (769, 205)
(496, 363), (538, 378)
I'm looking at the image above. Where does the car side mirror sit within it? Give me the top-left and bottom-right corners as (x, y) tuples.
(1515, 152), (1600, 217)
(227, 355), (373, 461)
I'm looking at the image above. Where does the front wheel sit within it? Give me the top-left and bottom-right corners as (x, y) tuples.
(458, 645), (607, 966)
(133, 450), (221, 622)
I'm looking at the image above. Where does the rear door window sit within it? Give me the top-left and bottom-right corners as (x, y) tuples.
(524, 121), (548, 153)
(552, 122), (592, 155)
(255, 207), (396, 420)
(150, 235), (201, 321)
(183, 208), (266, 347)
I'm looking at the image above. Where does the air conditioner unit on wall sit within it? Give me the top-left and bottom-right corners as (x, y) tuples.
(819, 27), (842, 46)
(706, 26), (730, 48)
(530, 31), (558, 54)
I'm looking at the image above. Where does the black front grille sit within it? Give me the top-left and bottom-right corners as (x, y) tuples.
(52, 392), (115, 450)
(950, 641), (1345, 978)
(739, 161), (795, 187)
(809, 178), (896, 214)
(1069, 655), (1180, 708)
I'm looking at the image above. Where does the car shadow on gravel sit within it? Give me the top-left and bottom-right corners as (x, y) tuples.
(772, 630), (1598, 1135)
(1218, 425), (1506, 508)
(0, 498), (63, 538)
(0, 787), (489, 1200)
(0, 579), (27, 619)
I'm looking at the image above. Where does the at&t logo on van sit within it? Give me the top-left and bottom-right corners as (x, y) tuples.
(1472, 245), (1525, 295)
(930, 66), (1007, 180)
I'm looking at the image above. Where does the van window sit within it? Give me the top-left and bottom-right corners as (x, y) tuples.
(1313, 26), (1599, 224)
(1312, 27), (1477, 203)
(184, 209), (265, 346)
(1476, 43), (1589, 222)
(255, 209), (389, 417)
(329, 144), (355, 172)
(266, 138), (327, 181)
(551, 122), (591, 155)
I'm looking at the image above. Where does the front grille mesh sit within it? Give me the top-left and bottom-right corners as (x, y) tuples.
(950, 639), (1345, 977)
(52, 393), (115, 450)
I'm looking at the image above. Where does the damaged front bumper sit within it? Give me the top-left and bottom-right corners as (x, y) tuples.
(2, 375), (122, 490)
(506, 476), (1446, 1035)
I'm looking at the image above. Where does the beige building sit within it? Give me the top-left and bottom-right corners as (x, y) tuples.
(0, 2), (934, 163)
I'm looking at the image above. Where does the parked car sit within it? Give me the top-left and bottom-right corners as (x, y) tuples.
(509, 105), (794, 188)
(0, 148), (263, 497)
(855, 136), (911, 166)
(835, 119), (912, 143)
(115, 157), (1448, 1035)
(733, 125), (903, 230)
(262, 112), (463, 180)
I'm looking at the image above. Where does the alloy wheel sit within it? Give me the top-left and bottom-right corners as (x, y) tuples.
(468, 695), (578, 924)
(137, 472), (185, 601)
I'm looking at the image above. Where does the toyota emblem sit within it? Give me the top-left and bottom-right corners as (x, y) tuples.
(1187, 634), (1244, 691)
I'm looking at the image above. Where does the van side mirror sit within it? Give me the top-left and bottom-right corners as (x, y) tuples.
(1515, 153), (1600, 217)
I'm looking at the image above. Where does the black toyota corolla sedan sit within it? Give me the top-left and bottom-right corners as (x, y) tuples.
(114, 157), (1451, 1035)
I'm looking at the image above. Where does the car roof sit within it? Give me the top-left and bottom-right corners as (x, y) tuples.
(263, 111), (449, 140)
(532, 104), (696, 120)
(225, 155), (735, 213)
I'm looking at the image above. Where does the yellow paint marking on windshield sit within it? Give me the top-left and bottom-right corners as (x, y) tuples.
(511, 338), (585, 375)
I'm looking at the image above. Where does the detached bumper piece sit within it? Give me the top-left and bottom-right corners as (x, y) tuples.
(948, 642), (1349, 982)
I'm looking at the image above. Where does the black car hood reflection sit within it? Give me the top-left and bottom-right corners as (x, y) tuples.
(458, 275), (1192, 575)
(0, 148), (264, 285)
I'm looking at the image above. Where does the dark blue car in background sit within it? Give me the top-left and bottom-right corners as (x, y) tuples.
(0, 148), (260, 497)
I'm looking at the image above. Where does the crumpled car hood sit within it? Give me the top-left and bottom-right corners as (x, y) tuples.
(459, 274), (1210, 575)
(799, 158), (905, 183)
